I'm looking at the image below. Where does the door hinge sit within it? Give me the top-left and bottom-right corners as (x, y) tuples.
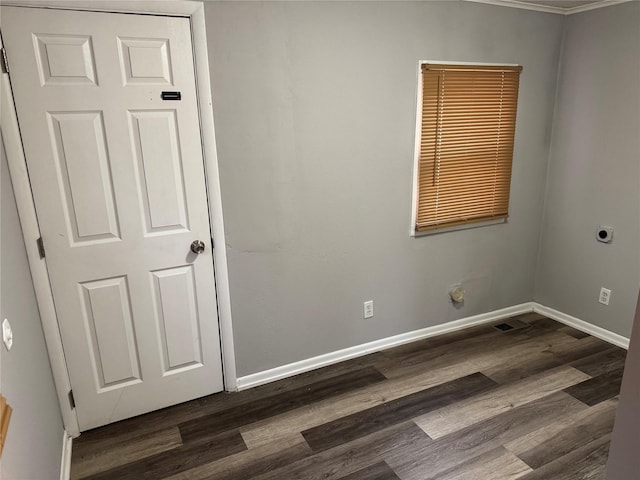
(36, 237), (46, 259)
(211, 236), (215, 249)
(1, 48), (9, 74)
(68, 390), (76, 410)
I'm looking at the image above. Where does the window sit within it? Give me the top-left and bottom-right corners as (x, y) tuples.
(413, 63), (522, 233)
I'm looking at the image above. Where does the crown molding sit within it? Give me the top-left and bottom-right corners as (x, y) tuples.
(466, 0), (565, 14)
(465, 0), (634, 15)
(564, 0), (633, 14)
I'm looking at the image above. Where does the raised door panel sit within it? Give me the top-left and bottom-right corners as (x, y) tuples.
(47, 111), (121, 244)
(79, 276), (142, 391)
(33, 33), (98, 86)
(129, 110), (189, 235)
(151, 266), (203, 373)
(117, 37), (173, 85)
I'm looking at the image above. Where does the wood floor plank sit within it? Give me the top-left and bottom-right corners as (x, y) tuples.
(375, 330), (506, 377)
(570, 346), (627, 377)
(71, 427), (182, 479)
(385, 312), (555, 359)
(558, 326), (591, 339)
(525, 317), (592, 340)
(416, 365), (590, 438)
(252, 422), (431, 480)
(522, 316), (565, 337)
(552, 336), (615, 363)
(503, 397), (617, 456)
(563, 367), (624, 406)
(336, 461), (400, 480)
(483, 335), (611, 385)
(163, 434), (311, 480)
(380, 322), (498, 359)
(379, 329), (578, 381)
(518, 434), (611, 480)
(178, 366), (386, 444)
(81, 430), (246, 480)
(517, 397), (617, 469)
(423, 447), (532, 480)
(390, 392), (587, 480)
(483, 353), (565, 385)
(240, 360), (488, 449)
(377, 329), (518, 379)
(302, 372), (497, 452)
(380, 316), (567, 366)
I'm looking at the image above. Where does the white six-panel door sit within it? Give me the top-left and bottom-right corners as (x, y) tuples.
(1, 6), (224, 430)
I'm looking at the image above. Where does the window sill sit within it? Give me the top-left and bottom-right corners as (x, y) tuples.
(412, 218), (507, 237)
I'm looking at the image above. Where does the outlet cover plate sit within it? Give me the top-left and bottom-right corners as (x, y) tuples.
(364, 300), (374, 319)
(599, 287), (611, 306)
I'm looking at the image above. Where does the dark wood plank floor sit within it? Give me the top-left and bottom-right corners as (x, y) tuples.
(70, 314), (626, 480)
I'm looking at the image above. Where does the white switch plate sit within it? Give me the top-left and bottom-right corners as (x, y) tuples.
(2, 318), (13, 351)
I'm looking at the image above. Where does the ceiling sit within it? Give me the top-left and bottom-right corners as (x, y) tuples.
(470, 0), (631, 14)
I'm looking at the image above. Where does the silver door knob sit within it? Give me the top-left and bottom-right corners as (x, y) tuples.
(190, 240), (205, 254)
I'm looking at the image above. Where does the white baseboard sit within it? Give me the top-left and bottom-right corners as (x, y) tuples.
(533, 303), (629, 349)
(59, 431), (73, 480)
(236, 302), (535, 390)
(236, 302), (631, 391)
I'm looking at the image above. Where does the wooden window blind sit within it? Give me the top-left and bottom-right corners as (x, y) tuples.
(0, 395), (11, 457)
(416, 64), (522, 232)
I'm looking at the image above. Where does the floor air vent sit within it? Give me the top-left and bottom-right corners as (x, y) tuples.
(493, 318), (530, 333)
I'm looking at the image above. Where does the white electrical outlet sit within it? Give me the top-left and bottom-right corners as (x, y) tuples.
(599, 287), (611, 306)
(364, 300), (374, 319)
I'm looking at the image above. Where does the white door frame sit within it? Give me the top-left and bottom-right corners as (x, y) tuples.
(0, 0), (237, 437)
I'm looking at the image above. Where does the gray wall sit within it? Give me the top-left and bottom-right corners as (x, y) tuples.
(534, 1), (640, 337)
(607, 293), (640, 479)
(205, 1), (564, 376)
(1, 133), (64, 478)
